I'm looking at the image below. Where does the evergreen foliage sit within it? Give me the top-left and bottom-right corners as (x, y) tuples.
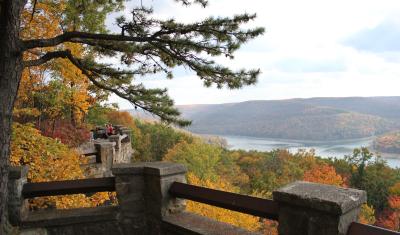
(21, 0), (264, 126)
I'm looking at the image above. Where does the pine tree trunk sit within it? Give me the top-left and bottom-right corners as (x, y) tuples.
(0, 0), (25, 232)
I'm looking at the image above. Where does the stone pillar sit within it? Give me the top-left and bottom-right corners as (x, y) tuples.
(120, 128), (132, 143)
(8, 166), (29, 225)
(95, 142), (115, 176)
(112, 163), (147, 234)
(273, 181), (366, 235)
(112, 162), (186, 235)
(108, 135), (122, 152)
(143, 162), (187, 234)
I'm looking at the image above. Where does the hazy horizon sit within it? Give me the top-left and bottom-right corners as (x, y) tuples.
(120, 95), (400, 108)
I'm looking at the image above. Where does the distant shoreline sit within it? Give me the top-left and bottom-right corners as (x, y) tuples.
(200, 133), (376, 145)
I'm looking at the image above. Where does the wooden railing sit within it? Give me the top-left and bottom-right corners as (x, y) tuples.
(169, 181), (279, 220)
(22, 177), (115, 198)
(347, 222), (400, 235)
(169, 181), (400, 235)
(19, 177), (400, 235)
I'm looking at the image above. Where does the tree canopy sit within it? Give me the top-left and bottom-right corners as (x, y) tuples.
(0, 0), (263, 231)
(21, 0), (264, 126)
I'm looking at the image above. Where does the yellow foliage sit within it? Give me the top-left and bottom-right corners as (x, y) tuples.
(10, 123), (111, 209)
(359, 204), (376, 225)
(186, 173), (262, 232)
(16, 1), (92, 125)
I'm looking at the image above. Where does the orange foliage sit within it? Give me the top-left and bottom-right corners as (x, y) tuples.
(376, 210), (399, 231)
(106, 111), (137, 128)
(389, 196), (400, 211)
(263, 220), (278, 235)
(303, 163), (344, 187)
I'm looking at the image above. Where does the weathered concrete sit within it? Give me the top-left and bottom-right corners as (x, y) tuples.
(20, 206), (120, 235)
(273, 181), (366, 235)
(163, 212), (260, 235)
(108, 134), (133, 164)
(112, 162), (187, 234)
(8, 166), (29, 225)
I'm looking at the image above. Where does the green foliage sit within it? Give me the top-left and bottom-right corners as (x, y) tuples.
(346, 148), (375, 188)
(63, 0), (124, 33)
(345, 148), (396, 211)
(133, 120), (194, 161)
(86, 104), (114, 127)
(164, 139), (222, 181)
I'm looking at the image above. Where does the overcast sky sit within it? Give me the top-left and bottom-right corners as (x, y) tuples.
(107, 0), (400, 109)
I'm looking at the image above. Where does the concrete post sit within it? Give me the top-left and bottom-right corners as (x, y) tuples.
(94, 142), (115, 176)
(143, 162), (187, 234)
(8, 166), (29, 225)
(112, 163), (147, 234)
(273, 181), (367, 235)
(120, 128), (132, 143)
(112, 162), (186, 235)
(108, 135), (121, 152)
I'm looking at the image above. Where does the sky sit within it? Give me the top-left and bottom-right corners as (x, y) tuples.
(107, 0), (400, 109)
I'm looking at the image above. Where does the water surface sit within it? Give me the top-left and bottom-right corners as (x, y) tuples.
(218, 135), (400, 168)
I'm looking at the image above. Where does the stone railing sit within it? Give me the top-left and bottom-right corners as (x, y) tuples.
(76, 126), (133, 177)
(8, 163), (399, 235)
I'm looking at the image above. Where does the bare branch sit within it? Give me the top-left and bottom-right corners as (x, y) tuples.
(30, 0), (38, 22)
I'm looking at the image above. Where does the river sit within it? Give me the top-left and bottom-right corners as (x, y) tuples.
(217, 135), (400, 168)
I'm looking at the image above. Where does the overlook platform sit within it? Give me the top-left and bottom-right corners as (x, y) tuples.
(8, 162), (399, 235)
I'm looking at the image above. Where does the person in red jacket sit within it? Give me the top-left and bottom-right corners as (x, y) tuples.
(107, 124), (114, 136)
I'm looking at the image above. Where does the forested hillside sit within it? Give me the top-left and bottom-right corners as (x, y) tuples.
(374, 132), (400, 154)
(177, 97), (400, 140)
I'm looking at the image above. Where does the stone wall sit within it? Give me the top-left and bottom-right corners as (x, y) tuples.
(76, 127), (133, 177)
(9, 164), (367, 235)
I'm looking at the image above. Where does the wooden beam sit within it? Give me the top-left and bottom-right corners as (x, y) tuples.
(22, 177), (115, 198)
(169, 182), (279, 220)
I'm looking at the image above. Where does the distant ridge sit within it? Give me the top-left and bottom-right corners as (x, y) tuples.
(174, 96), (400, 141)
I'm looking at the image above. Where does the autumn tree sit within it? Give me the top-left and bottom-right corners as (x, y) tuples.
(0, 0), (264, 229)
(10, 123), (112, 209)
(303, 163), (344, 187)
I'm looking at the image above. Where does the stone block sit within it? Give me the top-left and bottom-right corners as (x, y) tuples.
(8, 166), (29, 225)
(143, 162), (187, 177)
(273, 181), (366, 235)
(273, 181), (366, 215)
(112, 163), (146, 175)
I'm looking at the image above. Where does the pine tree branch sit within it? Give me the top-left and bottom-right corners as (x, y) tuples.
(23, 50), (71, 67)
(22, 31), (149, 50)
(30, 49), (189, 126)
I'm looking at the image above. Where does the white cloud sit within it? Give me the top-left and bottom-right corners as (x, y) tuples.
(106, 0), (400, 109)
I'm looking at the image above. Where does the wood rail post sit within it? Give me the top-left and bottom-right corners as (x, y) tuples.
(8, 166), (29, 225)
(273, 181), (367, 235)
